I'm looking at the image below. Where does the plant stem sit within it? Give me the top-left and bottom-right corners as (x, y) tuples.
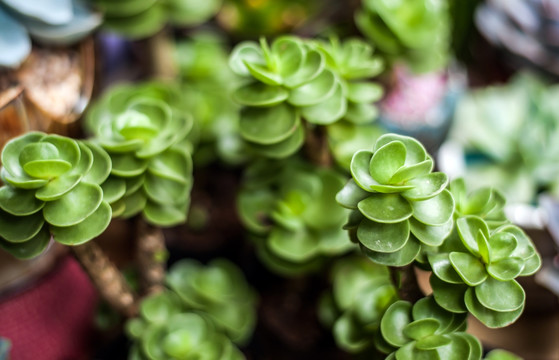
(135, 219), (166, 296)
(390, 265), (424, 303)
(304, 123), (332, 168)
(72, 241), (138, 318)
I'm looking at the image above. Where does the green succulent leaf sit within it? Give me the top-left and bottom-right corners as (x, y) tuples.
(484, 349), (523, 360)
(0, 209), (44, 243)
(283, 49), (324, 88)
(43, 182), (103, 227)
(2, 132), (46, 178)
(374, 134), (427, 166)
(347, 82), (383, 103)
(143, 201), (186, 227)
(487, 232), (517, 261)
(415, 334), (451, 351)
(288, 69), (337, 106)
(101, 177), (126, 204)
(428, 253), (463, 284)
(336, 180), (370, 209)
(358, 194), (413, 223)
(474, 278), (525, 312)
(449, 252), (487, 286)
(248, 123), (305, 158)
(110, 153), (149, 177)
(361, 237), (420, 266)
(272, 37), (305, 79)
(245, 61), (282, 86)
(239, 103), (299, 145)
(380, 300), (412, 347)
(409, 217), (453, 247)
(51, 201), (112, 246)
(456, 216), (490, 256)
(464, 288), (524, 328)
(411, 190), (454, 226)
(81, 141), (112, 185)
(34, 174), (81, 201)
(401, 173), (448, 201)
(402, 319), (440, 340)
(487, 258), (524, 281)
(370, 141), (406, 184)
(268, 228), (317, 262)
(233, 82), (289, 107)
(229, 42), (264, 76)
(389, 159), (433, 184)
(430, 275), (468, 313)
(300, 82), (347, 125)
(357, 218), (409, 252)
(0, 186), (44, 216)
(0, 227), (50, 259)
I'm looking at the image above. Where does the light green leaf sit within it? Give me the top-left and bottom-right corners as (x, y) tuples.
(111, 153), (148, 177)
(283, 49), (324, 88)
(358, 194), (412, 223)
(449, 252), (487, 286)
(288, 69), (337, 106)
(300, 83), (347, 125)
(2, 132), (45, 178)
(428, 253), (463, 284)
(0, 227), (50, 259)
(229, 42), (263, 76)
(374, 134), (427, 166)
(389, 159), (433, 184)
(268, 228), (318, 262)
(34, 174), (81, 201)
(409, 217), (453, 247)
(380, 300), (412, 347)
(143, 201), (186, 227)
(43, 182), (103, 227)
(347, 82), (383, 104)
(245, 61), (282, 86)
(415, 334), (451, 350)
(370, 141), (406, 184)
(336, 180), (370, 209)
(272, 37), (305, 79)
(0, 209), (44, 243)
(403, 319), (440, 340)
(456, 216), (489, 256)
(52, 201), (112, 245)
(474, 278), (525, 312)
(248, 122), (304, 158)
(360, 238), (420, 266)
(401, 173), (448, 201)
(82, 141), (112, 185)
(476, 230), (491, 264)
(430, 276), (468, 313)
(233, 82), (289, 107)
(0, 186), (44, 216)
(143, 173), (190, 206)
(357, 218), (409, 253)
(464, 288), (524, 328)
(411, 190), (454, 226)
(487, 232), (517, 261)
(239, 103), (299, 145)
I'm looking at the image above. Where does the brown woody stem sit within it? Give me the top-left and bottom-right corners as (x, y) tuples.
(390, 265), (424, 303)
(72, 240), (138, 318)
(304, 123), (332, 168)
(135, 219), (166, 296)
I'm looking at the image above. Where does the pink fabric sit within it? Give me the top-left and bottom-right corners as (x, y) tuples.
(0, 256), (98, 360)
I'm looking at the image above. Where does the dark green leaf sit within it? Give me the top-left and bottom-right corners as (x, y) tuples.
(358, 194), (413, 223)
(357, 218), (410, 252)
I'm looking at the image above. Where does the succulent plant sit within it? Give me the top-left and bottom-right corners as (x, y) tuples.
(318, 255), (397, 353)
(428, 216), (541, 328)
(0, 337), (10, 360)
(85, 82), (193, 227)
(0, 0), (101, 68)
(336, 133), (454, 267)
(378, 297), (481, 360)
(355, 0), (451, 73)
(166, 259), (257, 345)
(91, 0), (222, 39)
(238, 159), (352, 275)
(0, 132), (112, 258)
(126, 291), (244, 360)
(484, 349), (522, 360)
(229, 36), (383, 158)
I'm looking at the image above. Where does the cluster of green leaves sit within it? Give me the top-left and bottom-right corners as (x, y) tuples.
(229, 35), (383, 158)
(355, 0), (450, 73)
(0, 0), (101, 67)
(237, 159), (352, 275)
(166, 259), (257, 345)
(0, 132), (112, 258)
(90, 0), (222, 39)
(378, 297), (480, 360)
(85, 82), (193, 227)
(318, 255), (397, 353)
(175, 32), (246, 166)
(450, 73), (559, 203)
(337, 133), (454, 267)
(126, 259), (256, 360)
(126, 293), (244, 360)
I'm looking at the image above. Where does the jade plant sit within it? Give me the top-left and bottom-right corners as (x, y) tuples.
(237, 159), (352, 275)
(355, 0), (451, 73)
(126, 259), (256, 359)
(91, 0), (222, 39)
(319, 255), (397, 353)
(229, 35), (383, 158)
(0, 0), (101, 67)
(85, 82), (193, 226)
(126, 292), (244, 360)
(0, 132), (112, 258)
(336, 133), (454, 266)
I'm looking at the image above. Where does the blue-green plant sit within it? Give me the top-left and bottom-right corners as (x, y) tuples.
(0, 132), (112, 258)
(0, 337), (10, 360)
(0, 0), (101, 68)
(85, 82), (193, 226)
(237, 159), (352, 275)
(336, 133), (454, 266)
(229, 36), (383, 158)
(355, 0), (451, 73)
(318, 255), (397, 353)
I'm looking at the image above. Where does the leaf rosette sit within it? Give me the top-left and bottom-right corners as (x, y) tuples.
(126, 292), (244, 360)
(0, 132), (112, 258)
(229, 36), (383, 158)
(165, 259), (257, 345)
(86, 82), (193, 227)
(238, 160), (352, 275)
(355, 0), (450, 73)
(336, 133), (454, 266)
(428, 215), (541, 328)
(378, 297), (481, 360)
(319, 256), (397, 353)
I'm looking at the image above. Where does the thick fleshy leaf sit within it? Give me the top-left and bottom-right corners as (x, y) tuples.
(143, 201), (186, 227)
(239, 104), (299, 145)
(401, 173), (448, 201)
(409, 217), (452, 247)
(412, 297), (466, 333)
(69, 142), (93, 179)
(350, 150), (377, 190)
(336, 180), (370, 209)
(403, 319), (440, 340)
(0, 186), (43, 216)
(488, 232), (517, 261)
(428, 253), (463, 284)
(456, 216), (489, 256)
(268, 228), (317, 262)
(2, 132), (45, 178)
(300, 83), (347, 125)
(0, 227), (50, 259)
(395, 342), (440, 360)
(344, 102), (378, 124)
(449, 252), (487, 286)
(19, 141), (61, 166)
(357, 218), (409, 252)
(484, 349), (523, 360)
(0, 209), (44, 242)
(1, 168), (48, 189)
(474, 278), (525, 312)
(347, 82), (383, 104)
(229, 42), (263, 76)
(415, 334), (451, 350)
(140, 292), (182, 323)
(248, 123), (304, 158)
(283, 49), (324, 88)
(520, 252), (542, 277)
(23, 159), (71, 179)
(374, 134), (427, 166)
(0, 7), (31, 67)
(272, 37), (305, 78)
(360, 238), (420, 266)
(358, 194), (412, 223)
(81, 142), (112, 185)
(43, 182), (103, 227)
(148, 148), (191, 184)
(476, 230), (491, 264)
(464, 288), (524, 328)
(411, 190), (454, 226)
(436, 333), (480, 360)
(34, 174), (81, 201)
(430, 276), (468, 313)
(42, 135), (81, 167)
(3, 0), (72, 25)
(370, 141), (406, 184)
(288, 69), (337, 106)
(380, 301), (412, 347)
(233, 82), (289, 107)
(51, 202), (112, 245)
(487, 258), (524, 282)
(110, 153), (148, 177)
(245, 62), (282, 85)
(389, 159), (433, 184)
(101, 177), (126, 204)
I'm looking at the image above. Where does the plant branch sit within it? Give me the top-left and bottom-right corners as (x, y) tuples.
(304, 123), (332, 168)
(390, 265), (424, 303)
(72, 240), (138, 318)
(135, 219), (167, 296)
